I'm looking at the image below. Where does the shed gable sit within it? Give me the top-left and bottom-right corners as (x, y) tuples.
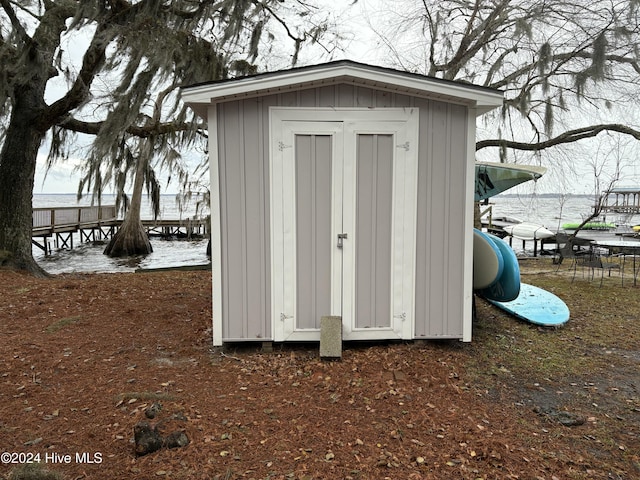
(182, 60), (503, 117)
(182, 61), (503, 345)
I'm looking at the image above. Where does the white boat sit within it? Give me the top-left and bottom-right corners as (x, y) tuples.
(492, 215), (524, 224)
(475, 162), (547, 201)
(502, 222), (554, 241)
(485, 215), (524, 230)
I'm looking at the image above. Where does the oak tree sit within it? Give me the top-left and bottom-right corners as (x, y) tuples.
(367, 0), (640, 171)
(0, 0), (337, 272)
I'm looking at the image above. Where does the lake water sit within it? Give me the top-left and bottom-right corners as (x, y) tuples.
(485, 193), (640, 254)
(33, 193), (639, 274)
(33, 194), (210, 275)
(488, 194), (600, 231)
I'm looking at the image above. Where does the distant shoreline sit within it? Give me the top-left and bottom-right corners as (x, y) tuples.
(495, 193), (594, 198)
(33, 192), (202, 197)
(35, 192), (589, 198)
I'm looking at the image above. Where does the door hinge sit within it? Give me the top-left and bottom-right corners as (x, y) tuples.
(337, 233), (348, 248)
(396, 141), (410, 151)
(278, 141), (292, 151)
(280, 313), (293, 322)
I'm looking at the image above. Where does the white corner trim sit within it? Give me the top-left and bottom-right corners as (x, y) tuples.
(208, 105), (224, 347)
(462, 108), (478, 342)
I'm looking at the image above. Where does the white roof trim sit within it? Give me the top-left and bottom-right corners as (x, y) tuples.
(182, 62), (503, 117)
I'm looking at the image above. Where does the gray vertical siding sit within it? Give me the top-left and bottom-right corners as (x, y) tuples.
(414, 100), (469, 338)
(216, 84), (469, 341)
(270, 86), (416, 110)
(295, 135), (333, 329)
(355, 134), (393, 329)
(217, 99), (271, 340)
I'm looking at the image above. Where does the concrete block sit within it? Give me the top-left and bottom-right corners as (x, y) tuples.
(320, 316), (342, 359)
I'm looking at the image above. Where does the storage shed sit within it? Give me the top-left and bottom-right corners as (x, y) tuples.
(182, 60), (503, 346)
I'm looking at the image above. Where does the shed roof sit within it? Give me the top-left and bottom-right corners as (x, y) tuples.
(182, 60), (503, 118)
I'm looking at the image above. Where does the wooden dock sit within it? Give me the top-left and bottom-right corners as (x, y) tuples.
(32, 205), (208, 255)
(598, 187), (640, 216)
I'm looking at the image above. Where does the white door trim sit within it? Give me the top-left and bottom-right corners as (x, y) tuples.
(270, 108), (419, 342)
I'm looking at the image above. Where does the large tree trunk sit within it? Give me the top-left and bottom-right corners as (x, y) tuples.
(0, 1), (86, 276)
(0, 99), (49, 277)
(103, 215), (153, 257)
(104, 152), (153, 257)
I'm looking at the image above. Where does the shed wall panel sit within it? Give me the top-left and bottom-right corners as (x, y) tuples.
(298, 88), (318, 107)
(218, 101), (246, 339)
(277, 85), (418, 109)
(391, 93), (413, 108)
(446, 105), (470, 332)
(355, 87), (374, 107)
(317, 86), (336, 106)
(242, 99), (271, 337)
(414, 100), (469, 337)
(216, 84), (470, 341)
(217, 100), (271, 340)
(374, 90), (392, 107)
(337, 85), (355, 106)
(279, 92), (298, 107)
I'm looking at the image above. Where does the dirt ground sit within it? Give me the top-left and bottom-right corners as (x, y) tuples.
(0, 260), (638, 479)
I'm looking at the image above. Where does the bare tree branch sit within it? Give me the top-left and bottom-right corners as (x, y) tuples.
(476, 124), (640, 152)
(43, 25), (111, 126)
(58, 116), (206, 138)
(0, 0), (32, 45)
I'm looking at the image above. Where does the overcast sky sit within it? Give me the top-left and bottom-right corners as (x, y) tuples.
(34, 1), (379, 195)
(33, 1), (640, 197)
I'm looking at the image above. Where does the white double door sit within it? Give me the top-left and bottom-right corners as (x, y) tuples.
(271, 110), (418, 341)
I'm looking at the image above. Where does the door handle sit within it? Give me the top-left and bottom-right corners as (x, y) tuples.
(337, 233), (348, 248)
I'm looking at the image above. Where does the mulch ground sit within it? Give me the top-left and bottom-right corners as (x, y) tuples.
(0, 264), (638, 479)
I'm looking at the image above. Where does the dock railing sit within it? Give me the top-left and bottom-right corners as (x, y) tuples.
(32, 205), (118, 234)
(32, 205), (208, 255)
(597, 188), (640, 215)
